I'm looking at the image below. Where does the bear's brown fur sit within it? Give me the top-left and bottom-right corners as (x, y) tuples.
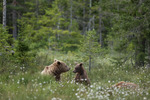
(41, 59), (70, 81)
(112, 81), (138, 89)
(73, 63), (90, 85)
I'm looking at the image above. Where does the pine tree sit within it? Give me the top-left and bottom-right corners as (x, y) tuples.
(80, 30), (101, 71)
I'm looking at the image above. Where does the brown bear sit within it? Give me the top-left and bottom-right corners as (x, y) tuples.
(112, 81), (138, 89)
(73, 63), (90, 85)
(41, 59), (70, 81)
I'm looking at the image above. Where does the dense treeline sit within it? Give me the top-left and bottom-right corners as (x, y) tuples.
(0, 0), (150, 68)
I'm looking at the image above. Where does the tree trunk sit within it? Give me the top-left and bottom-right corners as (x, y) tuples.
(92, 15), (95, 30)
(135, 35), (146, 67)
(147, 40), (150, 67)
(89, 55), (91, 72)
(12, 0), (17, 40)
(56, 19), (60, 40)
(88, 0), (92, 31)
(69, 0), (72, 32)
(82, 0), (86, 34)
(89, 34), (92, 72)
(3, 0), (7, 28)
(36, 0), (39, 17)
(99, 7), (102, 47)
(141, 37), (146, 66)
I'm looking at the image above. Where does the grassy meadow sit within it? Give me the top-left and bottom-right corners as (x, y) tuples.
(0, 50), (150, 100)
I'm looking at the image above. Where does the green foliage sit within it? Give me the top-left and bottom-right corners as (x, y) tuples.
(0, 2), (2, 23)
(80, 30), (101, 58)
(14, 40), (30, 63)
(79, 30), (103, 71)
(0, 26), (11, 52)
(0, 25), (14, 66)
(106, 0), (150, 67)
(15, 0), (82, 53)
(0, 0), (149, 67)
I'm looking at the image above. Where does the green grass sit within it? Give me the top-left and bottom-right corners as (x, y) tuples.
(0, 50), (150, 100)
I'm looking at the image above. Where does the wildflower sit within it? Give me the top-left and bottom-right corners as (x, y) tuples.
(22, 78), (24, 81)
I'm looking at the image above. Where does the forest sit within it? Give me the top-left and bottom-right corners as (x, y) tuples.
(0, 0), (150, 99)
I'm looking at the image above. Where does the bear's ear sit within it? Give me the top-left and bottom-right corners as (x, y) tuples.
(79, 63), (83, 66)
(54, 59), (58, 62)
(46, 66), (48, 69)
(57, 61), (61, 65)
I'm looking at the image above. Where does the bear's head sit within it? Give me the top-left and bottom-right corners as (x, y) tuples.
(73, 63), (84, 74)
(41, 59), (70, 75)
(54, 59), (70, 72)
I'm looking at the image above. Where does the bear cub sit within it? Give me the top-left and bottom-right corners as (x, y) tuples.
(73, 63), (90, 85)
(41, 59), (70, 81)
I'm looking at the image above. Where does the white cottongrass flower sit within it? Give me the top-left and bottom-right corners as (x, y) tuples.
(43, 88), (45, 91)
(17, 81), (20, 84)
(22, 78), (24, 81)
(143, 97), (147, 100)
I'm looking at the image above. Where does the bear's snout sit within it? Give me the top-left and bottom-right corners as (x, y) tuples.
(73, 70), (76, 73)
(41, 71), (44, 75)
(41, 70), (47, 75)
(67, 67), (70, 71)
